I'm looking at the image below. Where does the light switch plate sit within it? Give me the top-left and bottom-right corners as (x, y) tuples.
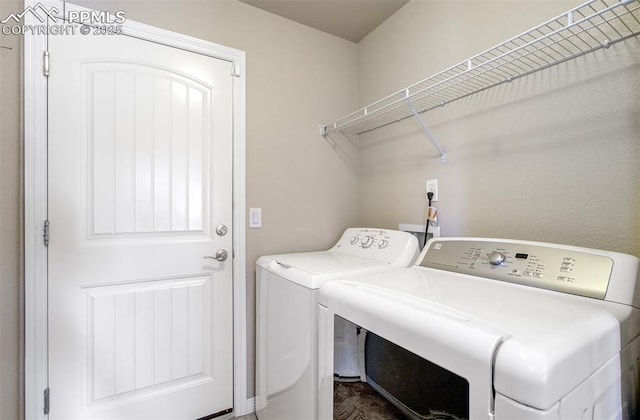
(249, 208), (262, 228)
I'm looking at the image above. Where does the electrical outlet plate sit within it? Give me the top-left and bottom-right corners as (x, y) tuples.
(426, 179), (438, 202)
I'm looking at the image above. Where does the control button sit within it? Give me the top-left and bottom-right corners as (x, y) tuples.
(523, 271), (533, 277)
(533, 272), (543, 279)
(361, 236), (374, 248)
(488, 251), (506, 266)
(378, 239), (388, 249)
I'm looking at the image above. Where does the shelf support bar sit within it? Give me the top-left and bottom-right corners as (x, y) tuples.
(402, 92), (447, 163)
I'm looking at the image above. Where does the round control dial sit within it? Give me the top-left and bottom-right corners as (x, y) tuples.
(361, 236), (374, 248)
(488, 251), (506, 266)
(378, 239), (388, 249)
(350, 236), (359, 245)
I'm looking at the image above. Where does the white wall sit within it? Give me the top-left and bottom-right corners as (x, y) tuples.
(357, 0), (640, 255)
(0, 1), (24, 419)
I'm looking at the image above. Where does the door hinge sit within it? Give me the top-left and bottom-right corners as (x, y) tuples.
(43, 388), (50, 415)
(43, 50), (49, 77)
(43, 220), (50, 248)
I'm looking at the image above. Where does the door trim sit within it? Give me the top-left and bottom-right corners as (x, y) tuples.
(23, 1), (247, 418)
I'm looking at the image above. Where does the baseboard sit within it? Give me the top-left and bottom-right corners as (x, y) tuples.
(235, 397), (256, 417)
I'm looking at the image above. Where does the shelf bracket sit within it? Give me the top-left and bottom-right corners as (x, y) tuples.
(402, 91), (447, 163)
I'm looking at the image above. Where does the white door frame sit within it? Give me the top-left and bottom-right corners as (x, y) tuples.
(23, 1), (248, 418)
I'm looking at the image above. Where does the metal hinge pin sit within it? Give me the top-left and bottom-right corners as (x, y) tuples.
(43, 388), (50, 415)
(43, 50), (49, 77)
(43, 220), (49, 247)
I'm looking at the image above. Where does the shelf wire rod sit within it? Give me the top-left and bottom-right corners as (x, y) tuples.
(364, 32), (639, 136)
(614, 12), (636, 35)
(585, 1), (610, 26)
(625, 2), (640, 26)
(600, 6), (632, 36)
(440, 70), (494, 97)
(524, 45), (554, 67)
(476, 50), (534, 81)
(566, 30), (593, 52)
(533, 41), (563, 63)
(516, 4), (612, 69)
(324, 0), (640, 135)
(432, 47), (537, 102)
(549, 29), (586, 56)
(486, 66), (516, 83)
(604, 1), (633, 33)
(402, 95), (446, 163)
(463, 71), (502, 90)
(536, 27), (572, 58)
(389, 41), (616, 134)
(506, 22), (595, 66)
(431, 44), (540, 102)
(583, 14), (618, 42)
(354, 27), (604, 138)
(405, 0), (635, 98)
(438, 57), (516, 96)
(468, 69), (502, 87)
(529, 35), (562, 58)
(575, 17), (612, 45)
(575, 25), (610, 49)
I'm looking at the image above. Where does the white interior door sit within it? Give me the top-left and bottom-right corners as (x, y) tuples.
(47, 21), (234, 420)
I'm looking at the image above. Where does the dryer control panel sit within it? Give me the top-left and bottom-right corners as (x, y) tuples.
(420, 239), (614, 299)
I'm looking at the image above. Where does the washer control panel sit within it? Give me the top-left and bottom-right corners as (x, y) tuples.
(331, 228), (419, 265)
(348, 230), (390, 250)
(420, 239), (614, 299)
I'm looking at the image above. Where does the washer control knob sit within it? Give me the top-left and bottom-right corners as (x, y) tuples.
(488, 251), (506, 266)
(361, 236), (374, 248)
(378, 239), (388, 249)
(350, 236), (359, 245)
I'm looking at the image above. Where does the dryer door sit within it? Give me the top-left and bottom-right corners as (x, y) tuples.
(320, 280), (505, 419)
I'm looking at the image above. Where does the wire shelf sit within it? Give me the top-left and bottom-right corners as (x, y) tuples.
(321, 0), (640, 137)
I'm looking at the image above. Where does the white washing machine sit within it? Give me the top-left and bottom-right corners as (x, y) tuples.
(255, 228), (419, 420)
(318, 238), (640, 420)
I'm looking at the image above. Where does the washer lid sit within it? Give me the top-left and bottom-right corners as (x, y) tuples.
(272, 251), (386, 274)
(257, 252), (392, 289)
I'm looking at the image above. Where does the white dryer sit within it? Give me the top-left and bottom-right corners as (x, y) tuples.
(318, 238), (640, 420)
(255, 228), (419, 420)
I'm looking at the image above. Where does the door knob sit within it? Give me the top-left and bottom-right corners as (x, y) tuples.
(205, 249), (228, 262)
